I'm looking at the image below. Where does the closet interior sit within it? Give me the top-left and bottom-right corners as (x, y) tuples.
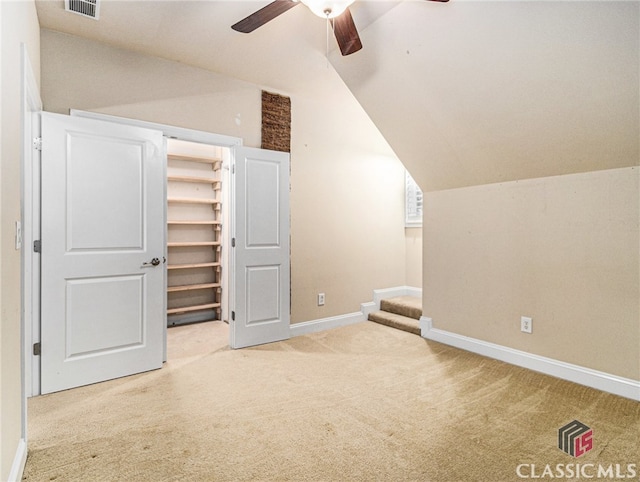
(165, 138), (229, 327)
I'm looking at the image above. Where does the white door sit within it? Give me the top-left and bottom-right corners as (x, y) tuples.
(230, 147), (290, 348)
(40, 112), (165, 394)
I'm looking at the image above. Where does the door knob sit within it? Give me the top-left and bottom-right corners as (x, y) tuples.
(142, 257), (161, 267)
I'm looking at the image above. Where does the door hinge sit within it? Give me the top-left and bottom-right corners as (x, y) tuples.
(33, 240), (42, 253)
(33, 342), (41, 356)
(232, 164), (235, 174)
(231, 311), (235, 321)
(33, 137), (43, 151)
(231, 238), (236, 248)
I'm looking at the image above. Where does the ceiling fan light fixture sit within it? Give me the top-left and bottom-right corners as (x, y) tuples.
(301, 0), (355, 19)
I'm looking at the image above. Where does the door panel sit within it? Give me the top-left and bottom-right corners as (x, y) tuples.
(67, 134), (144, 250)
(246, 158), (281, 246)
(246, 265), (281, 324)
(231, 147), (290, 348)
(65, 275), (144, 357)
(40, 112), (165, 394)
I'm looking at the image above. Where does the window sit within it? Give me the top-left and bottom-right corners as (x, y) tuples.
(405, 171), (423, 227)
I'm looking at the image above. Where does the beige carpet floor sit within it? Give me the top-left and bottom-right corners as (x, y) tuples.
(24, 321), (640, 481)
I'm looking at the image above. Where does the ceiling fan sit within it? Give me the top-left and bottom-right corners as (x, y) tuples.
(232, 0), (449, 57)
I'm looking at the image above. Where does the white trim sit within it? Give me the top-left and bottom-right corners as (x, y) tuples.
(290, 312), (366, 337)
(291, 286), (422, 338)
(373, 286), (422, 310)
(21, 47), (42, 455)
(27, 110), (41, 398)
(8, 438), (27, 482)
(69, 110), (243, 148)
(420, 317), (640, 402)
(360, 301), (376, 319)
(22, 44), (42, 399)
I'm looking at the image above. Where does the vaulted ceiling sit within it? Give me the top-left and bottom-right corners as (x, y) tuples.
(36, 0), (639, 191)
(35, 0), (398, 95)
(331, 1), (639, 191)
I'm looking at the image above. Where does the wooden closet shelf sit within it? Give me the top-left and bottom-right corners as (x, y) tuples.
(167, 241), (221, 247)
(167, 282), (221, 293)
(167, 262), (221, 270)
(168, 154), (222, 166)
(168, 220), (221, 225)
(167, 175), (221, 185)
(168, 197), (221, 205)
(167, 302), (221, 315)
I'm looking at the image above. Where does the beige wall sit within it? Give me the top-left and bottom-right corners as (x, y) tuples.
(405, 228), (422, 289)
(41, 30), (263, 147)
(1, 1), (40, 479)
(290, 89), (407, 321)
(424, 168), (639, 380)
(40, 29), (408, 325)
(331, 1), (639, 382)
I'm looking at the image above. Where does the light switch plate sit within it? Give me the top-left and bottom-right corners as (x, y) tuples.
(15, 221), (22, 250)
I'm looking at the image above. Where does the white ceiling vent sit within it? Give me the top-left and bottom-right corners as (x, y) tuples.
(65, 0), (100, 20)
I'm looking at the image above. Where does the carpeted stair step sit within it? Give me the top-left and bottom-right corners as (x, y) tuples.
(379, 296), (422, 320)
(368, 310), (421, 336)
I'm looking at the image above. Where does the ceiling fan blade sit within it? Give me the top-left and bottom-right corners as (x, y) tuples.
(232, 0), (299, 34)
(427, 0), (450, 2)
(331, 8), (362, 56)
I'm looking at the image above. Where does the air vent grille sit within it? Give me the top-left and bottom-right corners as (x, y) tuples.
(65, 0), (99, 19)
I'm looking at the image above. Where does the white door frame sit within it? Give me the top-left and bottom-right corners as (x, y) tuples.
(70, 110), (243, 149)
(25, 109), (242, 396)
(17, 43), (42, 479)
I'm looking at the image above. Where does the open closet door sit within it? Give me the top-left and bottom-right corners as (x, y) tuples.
(40, 112), (165, 394)
(230, 147), (290, 349)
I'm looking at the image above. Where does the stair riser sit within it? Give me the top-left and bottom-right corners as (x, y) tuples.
(379, 300), (422, 320)
(368, 312), (421, 336)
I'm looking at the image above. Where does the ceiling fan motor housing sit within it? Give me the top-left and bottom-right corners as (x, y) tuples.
(300, 0), (356, 18)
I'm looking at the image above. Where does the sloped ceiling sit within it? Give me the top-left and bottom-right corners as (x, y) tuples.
(34, 0), (398, 95)
(36, 1), (639, 192)
(331, 1), (639, 191)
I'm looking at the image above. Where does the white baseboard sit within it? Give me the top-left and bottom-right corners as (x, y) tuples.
(420, 317), (640, 402)
(373, 286), (422, 310)
(290, 312), (366, 337)
(8, 438), (27, 482)
(291, 286), (422, 338)
(290, 286), (422, 337)
(360, 301), (377, 318)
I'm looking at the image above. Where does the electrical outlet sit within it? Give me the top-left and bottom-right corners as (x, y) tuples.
(317, 293), (325, 306)
(521, 316), (532, 334)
